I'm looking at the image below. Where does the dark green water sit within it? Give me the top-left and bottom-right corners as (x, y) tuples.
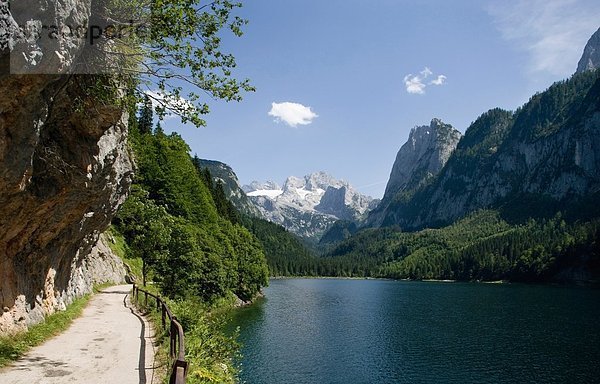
(229, 278), (600, 384)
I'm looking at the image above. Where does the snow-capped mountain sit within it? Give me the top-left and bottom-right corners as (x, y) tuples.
(243, 172), (377, 240)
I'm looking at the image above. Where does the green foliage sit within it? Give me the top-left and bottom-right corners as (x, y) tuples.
(319, 220), (359, 247)
(0, 294), (91, 367)
(114, 122), (268, 303)
(512, 70), (600, 140)
(169, 300), (239, 384)
(120, 0), (255, 126)
(453, 108), (513, 163)
(188, 157), (318, 278)
(133, 293), (239, 384)
(116, 186), (173, 285)
(325, 210), (600, 283)
(129, 129), (219, 224)
(192, 161), (240, 225)
(242, 216), (320, 276)
(137, 94), (154, 135)
(115, 118), (271, 383)
(90, 0), (255, 127)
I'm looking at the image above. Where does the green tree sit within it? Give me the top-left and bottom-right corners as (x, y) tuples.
(117, 129), (269, 302)
(104, 0), (255, 127)
(137, 94), (153, 134)
(115, 186), (173, 286)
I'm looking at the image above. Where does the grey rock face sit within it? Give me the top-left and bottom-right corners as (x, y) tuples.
(0, 2), (133, 334)
(198, 159), (262, 217)
(369, 118), (461, 226)
(64, 233), (127, 308)
(1, 0), (94, 74)
(243, 180), (281, 193)
(416, 110), (600, 228)
(244, 172), (375, 240)
(316, 185), (374, 221)
(384, 119), (462, 199)
(577, 27), (600, 73)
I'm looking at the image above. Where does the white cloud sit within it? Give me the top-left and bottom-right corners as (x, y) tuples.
(268, 102), (318, 127)
(403, 74), (427, 94)
(430, 75), (447, 86)
(403, 67), (447, 94)
(487, 0), (600, 76)
(421, 67), (433, 77)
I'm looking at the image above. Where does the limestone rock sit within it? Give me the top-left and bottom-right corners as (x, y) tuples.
(0, 74), (133, 333)
(372, 70), (600, 230)
(244, 172), (376, 241)
(0, 1), (133, 334)
(577, 27), (600, 74)
(385, 118), (461, 197)
(368, 118), (461, 226)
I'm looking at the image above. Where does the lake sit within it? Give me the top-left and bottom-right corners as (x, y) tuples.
(229, 278), (600, 384)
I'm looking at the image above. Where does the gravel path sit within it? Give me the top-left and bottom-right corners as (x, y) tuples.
(0, 284), (156, 384)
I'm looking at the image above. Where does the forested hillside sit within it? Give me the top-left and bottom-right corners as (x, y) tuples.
(323, 210), (600, 283)
(112, 71), (600, 287)
(378, 70), (600, 229)
(189, 157), (323, 277)
(241, 217), (320, 276)
(113, 119), (268, 302)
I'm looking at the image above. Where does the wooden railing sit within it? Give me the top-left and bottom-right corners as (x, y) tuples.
(132, 284), (188, 384)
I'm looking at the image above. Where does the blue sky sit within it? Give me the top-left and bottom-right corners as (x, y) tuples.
(162, 0), (600, 198)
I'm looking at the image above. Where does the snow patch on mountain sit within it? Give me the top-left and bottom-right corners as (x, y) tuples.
(247, 189), (284, 198)
(243, 171), (377, 240)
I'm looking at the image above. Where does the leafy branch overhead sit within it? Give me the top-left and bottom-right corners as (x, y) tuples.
(104, 0), (254, 127)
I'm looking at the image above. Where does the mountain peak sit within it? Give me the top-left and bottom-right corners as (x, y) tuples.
(576, 27), (600, 74)
(366, 119), (461, 226)
(430, 117), (445, 127)
(244, 180), (281, 193)
(243, 171), (375, 240)
(386, 119), (461, 198)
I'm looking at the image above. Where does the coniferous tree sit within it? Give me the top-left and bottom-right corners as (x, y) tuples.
(138, 95), (153, 135)
(154, 121), (164, 136)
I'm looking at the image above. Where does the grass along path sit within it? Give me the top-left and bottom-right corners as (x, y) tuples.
(0, 293), (91, 368)
(0, 285), (156, 384)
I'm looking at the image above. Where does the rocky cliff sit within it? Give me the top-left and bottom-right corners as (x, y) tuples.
(198, 159), (262, 217)
(377, 70), (600, 229)
(244, 172), (376, 241)
(0, 1), (133, 334)
(367, 118), (461, 226)
(577, 27), (600, 73)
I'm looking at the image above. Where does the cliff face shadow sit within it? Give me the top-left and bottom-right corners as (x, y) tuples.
(100, 289), (132, 295)
(8, 355), (67, 371)
(123, 294), (148, 384)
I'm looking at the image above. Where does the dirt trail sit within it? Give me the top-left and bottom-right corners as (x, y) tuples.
(0, 284), (156, 384)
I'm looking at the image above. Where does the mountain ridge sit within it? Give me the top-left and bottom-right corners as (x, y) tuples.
(196, 158), (262, 217)
(371, 69), (600, 230)
(320, 33), (600, 283)
(244, 172), (377, 240)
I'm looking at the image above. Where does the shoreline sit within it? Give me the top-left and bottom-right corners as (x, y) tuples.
(269, 276), (393, 281)
(269, 276), (509, 284)
(267, 276), (599, 288)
